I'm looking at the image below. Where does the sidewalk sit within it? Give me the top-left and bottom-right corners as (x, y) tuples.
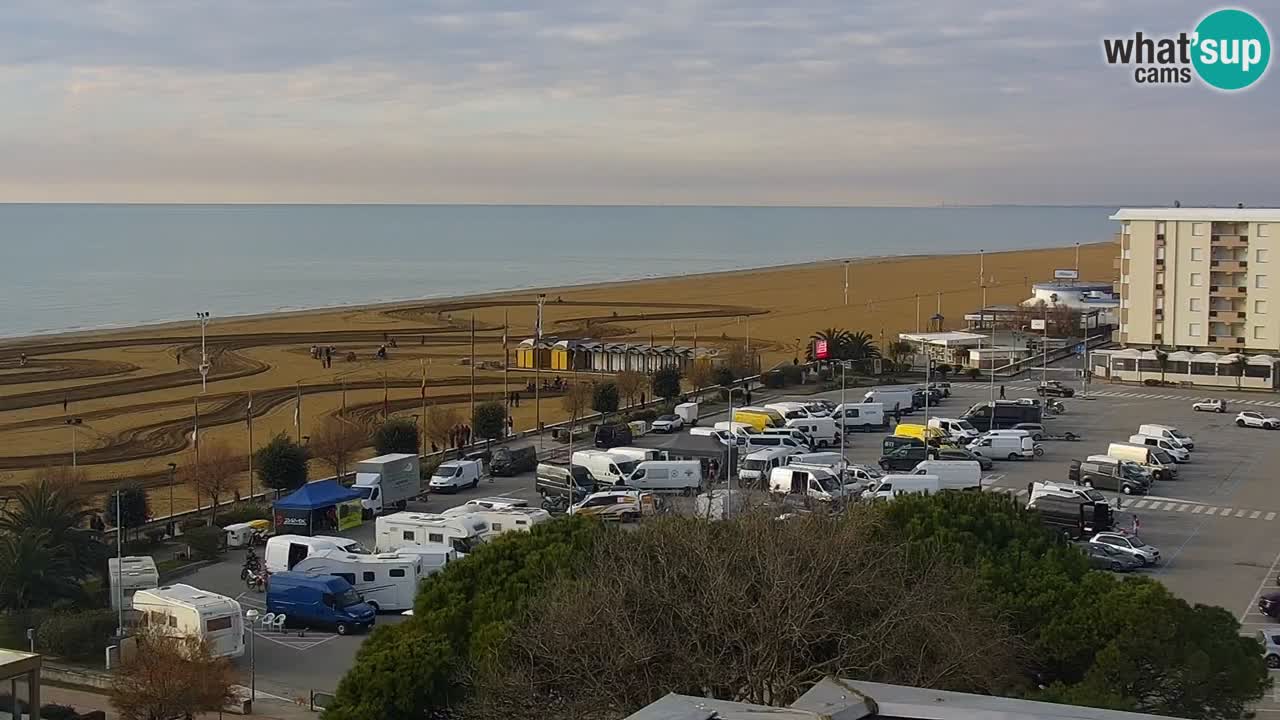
(38, 683), (318, 720)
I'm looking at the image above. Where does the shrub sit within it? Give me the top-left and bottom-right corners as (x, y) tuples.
(966, 367), (981, 380)
(144, 528), (167, 545)
(216, 503), (272, 526)
(373, 418), (420, 455)
(254, 433), (309, 491)
(712, 367), (735, 387)
(762, 371), (785, 389)
(183, 526), (224, 560)
(472, 402), (508, 441)
(591, 382), (620, 416)
(780, 364), (804, 385)
(36, 610), (117, 660)
(180, 518), (207, 533)
(0, 610), (52, 649)
(624, 409), (658, 424)
(39, 704), (79, 720)
(651, 368), (682, 400)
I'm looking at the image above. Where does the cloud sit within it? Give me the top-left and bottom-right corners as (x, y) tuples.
(0, 0), (1275, 204)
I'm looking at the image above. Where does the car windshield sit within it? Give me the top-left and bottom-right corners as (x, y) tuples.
(815, 476), (839, 492)
(614, 460), (639, 475)
(452, 535), (483, 554)
(658, 415), (677, 421)
(957, 421), (976, 431)
(356, 487), (375, 499)
(1152, 450), (1173, 464)
(743, 459), (767, 470)
(433, 465), (460, 478)
(1171, 429), (1190, 439)
(336, 589), (363, 608)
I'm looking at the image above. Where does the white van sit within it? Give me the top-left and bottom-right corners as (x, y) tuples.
(625, 460), (703, 494)
(1138, 424), (1195, 450)
(759, 427), (814, 445)
(869, 475), (940, 500)
(375, 512), (488, 556)
(785, 417), (840, 448)
(744, 434), (811, 453)
(740, 447), (801, 485)
(428, 459), (484, 492)
(713, 422), (760, 440)
(608, 447), (669, 463)
(909, 460), (981, 491)
(571, 450), (640, 486)
(766, 402), (824, 421)
(863, 389), (915, 414)
(1128, 435), (1190, 463)
(292, 549), (422, 612)
(265, 535), (369, 573)
(967, 434), (1035, 460)
(133, 584), (244, 658)
(832, 402), (887, 432)
(1106, 443), (1178, 480)
(768, 466), (845, 503)
(108, 556), (159, 610)
(929, 417), (979, 442)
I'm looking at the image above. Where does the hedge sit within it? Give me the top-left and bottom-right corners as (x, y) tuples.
(217, 503), (272, 526)
(36, 610), (117, 660)
(183, 525), (224, 560)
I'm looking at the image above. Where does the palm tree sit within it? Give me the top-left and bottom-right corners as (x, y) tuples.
(807, 328), (853, 362)
(1229, 356), (1248, 390)
(886, 340), (914, 376)
(0, 529), (83, 609)
(1155, 348), (1169, 384)
(844, 331), (881, 362)
(0, 473), (104, 580)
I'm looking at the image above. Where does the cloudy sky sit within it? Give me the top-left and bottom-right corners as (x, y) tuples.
(0, 0), (1274, 205)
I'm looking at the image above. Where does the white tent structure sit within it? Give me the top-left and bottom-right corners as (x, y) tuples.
(1091, 348), (1279, 390)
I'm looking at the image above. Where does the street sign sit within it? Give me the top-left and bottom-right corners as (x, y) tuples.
(814, 339), (830, 360)
(1054, 269), (1080, 280)
(1031, 319), (1047, 330)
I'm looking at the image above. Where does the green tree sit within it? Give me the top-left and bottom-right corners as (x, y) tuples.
(1154, 347), (1169, 384)
(844, 330), (881, 362)
(472, 402), (508, 441)
(591, 381), (619, 416)
(806, 327), (852, 362)
(651, 367), (682, 400)
(372, 418), (420, 455)
(323, 516), (602, 719)
(0, 530), (83, 609)
(0, 471), (104, 581)
(712, 366), (735, 387)
(935, 363), (952, 380)
(885, 340), (914, 375)
(254, 433), (309, 492)
(614, 370), (647, 407)
(104, 484), (150, 540)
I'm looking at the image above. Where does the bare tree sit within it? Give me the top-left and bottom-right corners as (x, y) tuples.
(464, 511), (1023, 718)
(613, 370), (647, 408)
(424, 406), (461, 452)
(686, 361), (714, 392)
(310, 414), (369, 480)
(723, 343), (758, 378)
(110, 626), (237, 720)
(180, 442), (242, 522)
(560, 382), (593, 421)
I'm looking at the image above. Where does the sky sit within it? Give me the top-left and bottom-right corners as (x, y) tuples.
(0, 0), (1275, 206)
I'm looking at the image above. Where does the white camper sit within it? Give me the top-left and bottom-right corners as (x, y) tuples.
(265, 535), (369, 574)
(108, 556), (159, 610)
(375, 512), (488, 556)
(440, 505), (551, 537)
(132, 584), (244, 658)
(291, 549), (422, 612)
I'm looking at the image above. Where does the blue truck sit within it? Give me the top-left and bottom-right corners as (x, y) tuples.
(266, 571), (376, 635)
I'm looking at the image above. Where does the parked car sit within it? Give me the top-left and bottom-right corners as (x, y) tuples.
(1012, 422), (1046, 441)
(569, 489), (658, 522)
(1256, 629), (1280, 668)
(1236, 411), (1280, 430)
(650, 414), (684, 433)
(594, 423), (634, 448)
(935, 446), (994, 471)
(1086, 542), (1142, 572)
(1192, 398), (1226, 413)
(1036, 380), (1074, 397)
(489, 445), (538, 476)
(1260, 593), (1280, 620)
(1090, 532), (1160, 566)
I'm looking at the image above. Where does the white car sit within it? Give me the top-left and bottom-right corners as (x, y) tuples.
(1192, 399), (1226, 413)
(1236, 411), (1280, 430)
(1090, 532), (1160, 566)
(1257, 629), (1280, 669)
(650, 414), (684, 433)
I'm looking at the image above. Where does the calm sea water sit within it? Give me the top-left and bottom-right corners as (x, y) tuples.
(0, 204), (1115, 338)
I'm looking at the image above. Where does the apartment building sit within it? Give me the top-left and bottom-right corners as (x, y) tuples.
(1113, 208), (1280, 353)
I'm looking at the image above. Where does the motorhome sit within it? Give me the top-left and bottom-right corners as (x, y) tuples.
(1106, 443), (1178, 481)
(108, 556), (159, 610)
(831, 402), (888, 432)
(767, 466), (846, 503)
(265, 535), (369, 573)
(740, 447), (803, 486)
(571, 450), (640, 486)
(908, 460), (981, 491)
(928, 417), (980, 442)
(863, 388), (915, 414)
(440, 505), (552, 537)
(133, 584), (244, 658)
(1128, 435), (1190, 462)
(291, 549), (422, 612)
(626, 460), (704, 494)
(868, 475), (940, 500)
(1137, 424), (1195, 450)
(784, 417), (840, 448)
(375, 512), (488, 556)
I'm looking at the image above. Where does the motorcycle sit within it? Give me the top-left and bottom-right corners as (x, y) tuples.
(240, 552), (261, 581)
(1047, 399), (1066, 414)
(541, 494), (571, 515)
(244, 567), (268, 593)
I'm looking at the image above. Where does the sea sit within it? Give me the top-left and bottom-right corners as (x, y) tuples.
(0, 204), (1117, 338)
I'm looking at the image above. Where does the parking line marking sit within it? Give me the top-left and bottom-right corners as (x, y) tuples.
(1252, 511), (1263, 519)
(1222, 508), (1235, 516)
(1193, 505), (1205, 514)
(1238, 509), (1249, 518)
(1269, 512), (1277, 521)
(1205, 507), (1219, 515)
(1133, 500), (1149, 508)
(1177, 504), (1189, 512)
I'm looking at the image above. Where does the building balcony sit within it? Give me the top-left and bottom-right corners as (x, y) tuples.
(1208, 335), (1246, 349)
(1210, 285), (1248, 297)
(1212, 234), (1249, 248)
(1210, 259), (1248, 271)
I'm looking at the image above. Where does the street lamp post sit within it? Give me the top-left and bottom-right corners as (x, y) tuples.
(244, 609), (258, 707)
(196, 312), (211, 393)
(167, 462), (177, 522)
(65, 418), (82, 467)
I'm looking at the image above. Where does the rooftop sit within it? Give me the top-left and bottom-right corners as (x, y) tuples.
(0, 649), (40, 680)
(899, 332), (987, 346)
(1111, 207), (1280, 222)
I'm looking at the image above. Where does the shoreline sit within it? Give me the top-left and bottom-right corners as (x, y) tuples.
(0, 241), (1113, 346)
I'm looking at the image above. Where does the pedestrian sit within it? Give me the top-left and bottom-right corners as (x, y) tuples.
(390, 337), (398, 348)
(745, 388), (752, 404)
(19, 353), (27, 367)
(999, 384), (1006, 399)
(431, 442), (439, 453)
(176, 351), (181, 366)
(420, 335), (426, 345)
(640, 392), (647, 406)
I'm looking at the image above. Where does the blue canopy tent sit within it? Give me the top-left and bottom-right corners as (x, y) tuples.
(273, 479), (362, 536)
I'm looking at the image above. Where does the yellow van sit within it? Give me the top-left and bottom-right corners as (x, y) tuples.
(732, 410), (773, 432)
(894, 423), (946, 445)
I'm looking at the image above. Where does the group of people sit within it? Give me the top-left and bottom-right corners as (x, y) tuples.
(311, 345), (337, 368)
(525, 376), (568, 393)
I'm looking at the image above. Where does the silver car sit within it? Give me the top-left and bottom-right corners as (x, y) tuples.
(1257, 629), (1280, 669)
(1091, 532), (1160, 566)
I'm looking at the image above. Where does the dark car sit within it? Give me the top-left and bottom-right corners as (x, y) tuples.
(936, 446), (994, 471)
(593, 423), (633, 449)
(490, 445), (538, 476)
(1086, 543), (1141, 572)
(1037, 381), (1075, 398)
(879, 445), (936, 472)
(536, 462), (596, 501)
(1260, 593), (1280, 618)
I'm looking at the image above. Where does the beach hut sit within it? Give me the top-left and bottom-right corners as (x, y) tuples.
(516, 338), (553, 370)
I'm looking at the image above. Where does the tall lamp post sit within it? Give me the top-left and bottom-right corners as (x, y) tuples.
(244, 608), (258, 708)
(196, 311), (211, 393)
(65, 417), (82, 467)
(167, 462), (178, 522)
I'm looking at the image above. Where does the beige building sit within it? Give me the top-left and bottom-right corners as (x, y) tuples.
(1114, 208), (1280, 352)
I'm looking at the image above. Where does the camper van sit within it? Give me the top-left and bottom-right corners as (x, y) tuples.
(928, 417), (980, 442)
(1026, 481), (1108, 507)
(863, 389), (915, 414)
(1137, 424), (1195, 450)
(265, 535), (369, 574)
(784, 417), (840, 448)
(831, 403), (888, 433)
(571, 450), (639, 486)
(626, 460), (704, 494)
(868, 475), (940, 500)
(133, 584), (245, 658)
(374, 512), (488, 556)
(1128, 435), (1190, 462)
(292, 549), (422, 612)
(967, 434), (1035, 460)
(108, 556), (159, 610)
(441, 505), (552, 537)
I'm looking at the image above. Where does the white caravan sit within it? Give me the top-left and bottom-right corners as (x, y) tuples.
(440, 505), (552, 538)
(375, 512), (488, 556)
(264, 535), (369, 574)
(108, 556), (159, 610)
(132, 584), (244, 658)
(291, 549), (422, 612)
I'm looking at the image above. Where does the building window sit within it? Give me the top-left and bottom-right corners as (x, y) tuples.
(1121, 274), (1130, 285)
(1155, 247), (1165, 261)
(1193, 222), (1206, 236)
(1190, 273), (1203, 287)
(1261, 223), (1272, 238)
(1191, 247), (1203, 261)
(428, 532), (444, 543)
(402, 530), (414, 541)
(1257, 300), (1269, 314)
(1157, 272), (1166, 285)
(1123, 222), (1132, 235)
(1189, 298), (1201, 312)
(1258, 274), (1270, 289)
(1259, 249), (1270, 263)
(1189, 323), (1202, 337)
(1255, 326), (1267, 340)
(1156, 297), (1164, 310)
(390, 568), (406, 578)
(1157, 222), (1166, 234)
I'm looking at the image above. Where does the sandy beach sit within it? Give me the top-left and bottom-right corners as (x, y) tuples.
(0, 242), (1115, 512)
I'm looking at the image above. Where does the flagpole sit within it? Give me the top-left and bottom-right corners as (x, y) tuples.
(294, 383), (302, 441)
(193, 397), (201, 513)
(470, 316), (477, 425)
(383, 373), (390, 419)
(503, 309), (509, 408)
(420, 360), (428, 458)
(246, 392), (254, 501)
